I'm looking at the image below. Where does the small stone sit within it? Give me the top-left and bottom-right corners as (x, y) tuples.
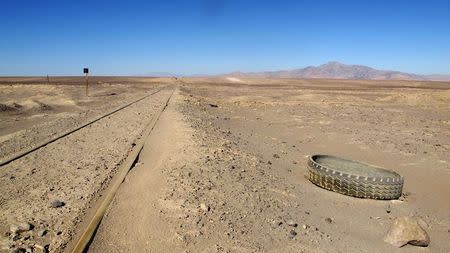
(384, 216), (430, 247)
(288, 230), (297, 239)
(325, 217), (333, 224)
(302, 224), (309, 230)
(273, 154), (280, 159)
(200, 203), (209, 212)
(10, 222), (33, 234)
(286, 220), (298, 227)
(34, 244), (49, 253)
(37, 229), (47, 237)
(51, 200), (65, 208)
(12, 234), (20, 241)
(386, 204), (391, 214)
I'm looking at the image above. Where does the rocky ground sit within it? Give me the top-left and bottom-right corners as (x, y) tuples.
(0, 79), (173, 252)
(1, 77), (449, 253)
(0, 81), (162, 161)
(89, 78), (449, 253)
(173, 79), (450, 252)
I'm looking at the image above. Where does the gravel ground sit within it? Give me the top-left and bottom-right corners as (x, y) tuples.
(0, 83), (160, 162)
(0, 88), (173, 252)
(172, 80), (450, 252)
(2, 77), (449, 253)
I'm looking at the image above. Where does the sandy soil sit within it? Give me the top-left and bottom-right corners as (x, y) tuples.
(89, 78), (449, 252)
(1, 77), (449, 252)
(0, 78), (173, 252)
(0, 78), (167, 161)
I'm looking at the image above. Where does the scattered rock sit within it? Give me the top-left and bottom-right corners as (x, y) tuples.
(34, 244), (49, 253)
(10, 222), (33, 234)
(384, 216), (430, 247)
(273, 154), (280, 159)
(200, 203), (210, 212)
(386, 204), (391, 214)
(325, 217), (333, 224)
(302, 224), (309, 230)
(288, 230), (297, 239)
(37, 229), (47, 237)
(51, 200), (65, 208)
(286, 220), (298, 227)
(208, 104), (218, 108)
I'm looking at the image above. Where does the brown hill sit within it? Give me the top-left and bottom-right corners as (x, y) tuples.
(226, 62), (449, 81)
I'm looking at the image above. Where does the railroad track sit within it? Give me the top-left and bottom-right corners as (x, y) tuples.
(0, 88), (163, 167)
(71, 87), (175, 253)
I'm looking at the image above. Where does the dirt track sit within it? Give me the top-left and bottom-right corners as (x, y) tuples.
(1, 77), (449, 252)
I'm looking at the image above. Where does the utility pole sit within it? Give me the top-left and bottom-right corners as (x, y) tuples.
(83, 68), (89, 96)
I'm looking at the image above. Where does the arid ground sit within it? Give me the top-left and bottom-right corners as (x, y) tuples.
(1, 77), (449, 252)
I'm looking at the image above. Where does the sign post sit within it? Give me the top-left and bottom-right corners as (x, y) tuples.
(83, 68), (89, 96)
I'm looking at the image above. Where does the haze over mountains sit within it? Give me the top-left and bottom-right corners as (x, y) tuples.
(225, 61), (450, 81)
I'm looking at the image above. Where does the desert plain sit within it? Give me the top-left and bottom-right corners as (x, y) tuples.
(0, 77), (449, 252)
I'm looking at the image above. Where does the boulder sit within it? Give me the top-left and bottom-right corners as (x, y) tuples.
(384, 216), (430, 247)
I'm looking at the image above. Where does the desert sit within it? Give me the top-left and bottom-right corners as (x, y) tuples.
(1, 77), (449, 252)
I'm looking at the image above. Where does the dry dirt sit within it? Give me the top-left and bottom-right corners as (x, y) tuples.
(0, 77), (173, 252)
(1, 77), (449, 253)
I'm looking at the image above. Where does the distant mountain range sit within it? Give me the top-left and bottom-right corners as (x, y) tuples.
(224, 61), (450, 81)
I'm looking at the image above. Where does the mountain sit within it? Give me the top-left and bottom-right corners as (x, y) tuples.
(225, 62), (449, 81)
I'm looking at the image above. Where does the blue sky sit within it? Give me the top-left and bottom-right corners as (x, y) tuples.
(1, 0), (449, 76)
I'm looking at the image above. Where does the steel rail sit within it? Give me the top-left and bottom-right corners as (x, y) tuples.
(71, 88), (175, 253)
(0, 88), (163, 167)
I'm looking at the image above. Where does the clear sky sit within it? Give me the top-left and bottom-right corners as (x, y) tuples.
(1, 0), (449, 76)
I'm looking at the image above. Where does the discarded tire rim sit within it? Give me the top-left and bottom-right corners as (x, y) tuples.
(307, 154), (403, 200)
